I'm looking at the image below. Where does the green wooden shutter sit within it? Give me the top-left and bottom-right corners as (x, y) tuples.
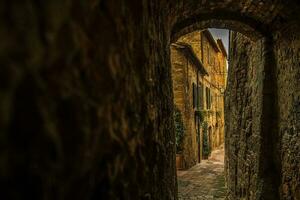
(206, 87), (209, 110)
(199, 84), (203, 109)
(197, 86), (201, 109)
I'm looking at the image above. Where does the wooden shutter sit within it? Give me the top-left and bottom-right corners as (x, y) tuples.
(193, 83), (196, 108)
(206, 87), (209, 110)
(197, 86), (201, 109)
(199, 84), (203, 109)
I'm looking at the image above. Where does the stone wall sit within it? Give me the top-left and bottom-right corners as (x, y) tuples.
(171, 31), (227, 168)
(225, 32), (265, 199)
(274, 24), (300, 199)
(226, 26), (300, 199)
(178, 31), (226, 152)
(179, 31), (202, 60)
(0, 1), (177, 199)
(171, 45), (198, 169)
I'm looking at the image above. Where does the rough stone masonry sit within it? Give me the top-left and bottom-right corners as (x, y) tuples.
(0, 0), (299, 200)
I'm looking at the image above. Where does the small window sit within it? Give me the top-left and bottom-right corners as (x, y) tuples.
(197, 86), (201, 109)
(199, 84), (204, 109)
(206, 87), (210, 110)
(193, 83), (196, 108)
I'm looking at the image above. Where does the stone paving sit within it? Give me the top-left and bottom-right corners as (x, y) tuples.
(177, 146), (227, 200)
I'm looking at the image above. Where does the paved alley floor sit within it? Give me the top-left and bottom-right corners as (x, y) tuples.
(177, 146), (227, 200)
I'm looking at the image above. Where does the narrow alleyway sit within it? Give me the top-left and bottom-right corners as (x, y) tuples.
(177, 146), (226, 200)
(2, 1), (300, 199)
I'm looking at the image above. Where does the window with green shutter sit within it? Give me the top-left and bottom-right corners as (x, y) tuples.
(193, 83), (196, 108)
(199, 84), (204, 109)
(205, 88), (211, 109)
(206, 87), (209, 110)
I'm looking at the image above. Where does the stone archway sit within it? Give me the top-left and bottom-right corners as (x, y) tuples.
(169, 16), (272, 198)
(171, 18), (265, 42)
(167, 2), (300, 199)
(168, 0), (298, 40)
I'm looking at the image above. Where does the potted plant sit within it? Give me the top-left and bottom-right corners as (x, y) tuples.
(174, 106), (185, 169)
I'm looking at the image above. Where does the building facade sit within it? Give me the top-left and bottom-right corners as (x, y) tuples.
(171, 30), (227, 169)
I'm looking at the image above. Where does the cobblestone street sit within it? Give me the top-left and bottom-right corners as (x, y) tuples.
(177, 146), (226, 200)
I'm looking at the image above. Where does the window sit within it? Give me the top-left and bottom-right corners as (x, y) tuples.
(206, 87), (210, 110)
(193, 83), (196, 108)
(194, 83), (204, 109)
(198, 84), (204, 109)
(193, 83), (205, 110)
